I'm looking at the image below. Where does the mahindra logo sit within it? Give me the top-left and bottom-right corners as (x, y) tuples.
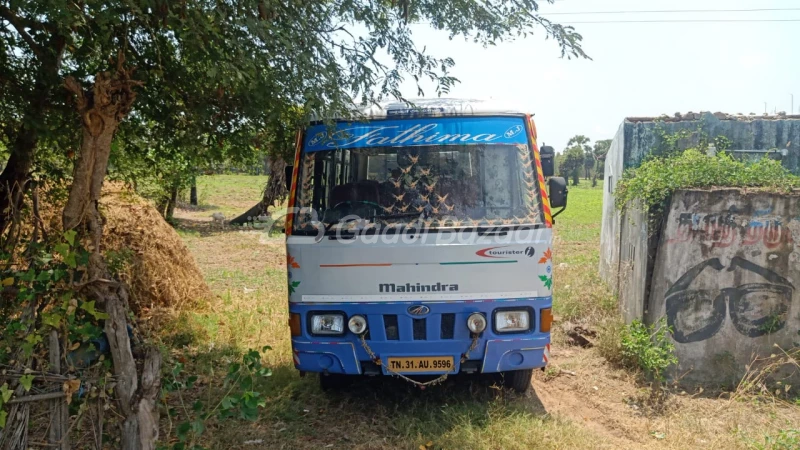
(408, 305), (430, 316)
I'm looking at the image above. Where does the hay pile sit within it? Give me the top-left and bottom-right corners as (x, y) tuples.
(37, 182), (212, 314)
(99, 183), (212, 313)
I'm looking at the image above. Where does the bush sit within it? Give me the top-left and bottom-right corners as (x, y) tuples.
(615, 149), (800, 213)
(619, 319), (677, 380)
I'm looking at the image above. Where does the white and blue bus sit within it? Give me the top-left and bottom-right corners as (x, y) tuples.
(283, 98), (567, 391)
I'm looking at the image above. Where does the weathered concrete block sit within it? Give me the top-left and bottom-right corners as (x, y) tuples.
(647, 189), (800, 383)
(600, 113), (800, 313)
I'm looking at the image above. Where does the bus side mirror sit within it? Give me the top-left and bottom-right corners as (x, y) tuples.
(284, 165), (293, 192)
(548, 176), (568, 218)
(540, 146), (555, 177)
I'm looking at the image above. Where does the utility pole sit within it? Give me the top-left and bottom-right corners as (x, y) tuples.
(792, 94), (795, 115)
(764, 102), (768, 114)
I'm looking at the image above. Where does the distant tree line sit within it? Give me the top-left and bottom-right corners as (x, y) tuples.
(555, 135), (612, 186)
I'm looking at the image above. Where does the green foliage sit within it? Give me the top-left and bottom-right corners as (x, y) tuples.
(619, 319), (677, 380)
(18, 374), (34, 392)
(106, 247), (134, 278)
(750, 429), (800, 450)
(0, 382), (11, 428)
(615, 149), (800, 213)
(2, 0), (588, 204)
(0, 230), (117, 425)
(0, 231), (104, 362)
(160, 346), (273, 450)
(559, 146), (585, 185)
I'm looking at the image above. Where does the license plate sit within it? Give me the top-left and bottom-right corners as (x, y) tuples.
(387, 356), (454, 373)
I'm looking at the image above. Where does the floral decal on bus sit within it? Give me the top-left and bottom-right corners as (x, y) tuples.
(287, 254), (301, 294)
(538, 248), (553, 290)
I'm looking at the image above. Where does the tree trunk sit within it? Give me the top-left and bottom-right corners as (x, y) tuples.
(63, 63), (160, 450)
(0, 127), (35, 237)
(155, 199), (168, 218)
(166, 183), (178, 220)
(263, 157), (287, 211)
(0, 32), (66, 236)
(190, 175), (198, 206)
(230, 156), (287, 225)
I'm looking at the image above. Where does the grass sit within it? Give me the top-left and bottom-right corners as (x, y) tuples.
(181, 174), (270, 219)
(162, 174), (800, 450)
(551, 180), (617, 322)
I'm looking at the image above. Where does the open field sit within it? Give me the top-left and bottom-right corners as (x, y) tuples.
(165, 177), (800, 450)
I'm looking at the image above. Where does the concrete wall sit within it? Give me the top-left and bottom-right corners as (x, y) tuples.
(622, 113), (800, 172)
(617, 199), (650, 323)
(600, 113), (800, 311)
(599, 124), (625, 292)
(647, 189), (800, 382)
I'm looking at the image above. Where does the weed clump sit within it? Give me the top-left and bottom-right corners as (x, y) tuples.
(616, 319), (677, 380)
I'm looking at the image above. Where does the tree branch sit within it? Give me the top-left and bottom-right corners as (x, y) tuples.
(64, 76), (88, 112)
(0, 6), (45, 59)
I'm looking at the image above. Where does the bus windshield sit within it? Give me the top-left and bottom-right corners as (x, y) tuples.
(292, 143), (544, 234)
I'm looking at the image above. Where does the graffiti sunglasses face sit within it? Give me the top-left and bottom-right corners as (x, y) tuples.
(666, 283), (792, 343)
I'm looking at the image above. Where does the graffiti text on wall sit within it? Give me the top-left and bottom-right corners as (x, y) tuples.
(665, 257), (794, 343)
(668, 213), (794, 249)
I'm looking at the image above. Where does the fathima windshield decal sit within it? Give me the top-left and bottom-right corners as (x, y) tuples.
(303, 117), (528, 152)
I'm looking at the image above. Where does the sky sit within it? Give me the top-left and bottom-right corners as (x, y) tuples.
(394, 0), (800, 152)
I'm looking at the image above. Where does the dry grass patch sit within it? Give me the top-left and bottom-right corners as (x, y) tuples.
(34, 182), (212, 314)
(534, 345), (800, 449)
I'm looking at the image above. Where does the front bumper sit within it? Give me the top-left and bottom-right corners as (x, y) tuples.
(289, 298), (551, 375)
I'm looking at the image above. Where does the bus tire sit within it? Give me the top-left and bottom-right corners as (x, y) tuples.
(319, 373), (349, 391)
(503, 369), (533, 393)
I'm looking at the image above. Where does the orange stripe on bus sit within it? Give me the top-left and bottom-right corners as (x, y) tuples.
(285, 130), (304, 235)
(527, 115), (552, 227)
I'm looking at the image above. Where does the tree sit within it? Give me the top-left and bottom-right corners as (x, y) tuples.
(0, 1), (588, 232)
(592, 139), (612, 186)
(1, 1), (587, 446)
(560, 146), (585, 186)
(566, 135), (592, 179)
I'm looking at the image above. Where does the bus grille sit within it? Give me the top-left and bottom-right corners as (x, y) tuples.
(440, 313), (455, 340)
(372, 313), (456, 341)
(413, 319), (426, 340)
(384, 315), (399, 340)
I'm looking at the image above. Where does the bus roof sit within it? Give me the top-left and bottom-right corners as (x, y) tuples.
(312, 98), (530, 121)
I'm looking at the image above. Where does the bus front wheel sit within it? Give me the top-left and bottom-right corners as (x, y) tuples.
(502, 369), (533, 393)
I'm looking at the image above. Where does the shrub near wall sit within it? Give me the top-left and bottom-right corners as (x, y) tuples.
(615, 149), (800, 215)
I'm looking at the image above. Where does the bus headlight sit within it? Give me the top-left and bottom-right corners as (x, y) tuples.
(310, 313), (345, 336)
(467, 313), (487, 334)
(348, 315), (368, 335)
(494, 309), (531, 333)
